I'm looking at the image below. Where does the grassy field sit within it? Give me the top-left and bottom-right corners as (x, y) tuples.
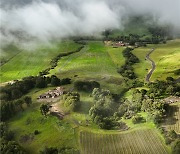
(0, 41), (81, 83)
(8, 87), (81, 154)
(150, 39), (180, 81)
(0, 44), (21, 65)
(50, 41), (126, 93)
(80, 129), (169, 154)
(132, 47), (152, 81)
(164, 103), (180, 134)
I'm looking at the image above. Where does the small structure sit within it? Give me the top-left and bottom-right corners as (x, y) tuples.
(37, 87), (65, 99)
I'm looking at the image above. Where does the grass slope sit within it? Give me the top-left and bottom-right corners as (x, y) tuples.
(151, 39), (180, 81)
(132, 47), (152, 81)
(0, 41), (81, 83)
(50, 41), (125, 93)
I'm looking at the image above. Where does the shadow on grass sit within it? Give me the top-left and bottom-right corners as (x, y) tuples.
(164, 105), (179, 125)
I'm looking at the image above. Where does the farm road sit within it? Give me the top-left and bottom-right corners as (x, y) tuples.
(145, 48), (156, 82)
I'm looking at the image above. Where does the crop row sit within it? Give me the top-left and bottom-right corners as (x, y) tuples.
(80, 129), (168, 154)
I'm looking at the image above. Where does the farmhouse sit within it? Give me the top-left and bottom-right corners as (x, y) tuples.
(37, 87), (65, 99)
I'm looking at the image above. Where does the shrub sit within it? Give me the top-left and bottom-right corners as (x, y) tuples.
(132, 114), (145, 124)
(62, 92), (80, 111)
(34, 130), (40, 135)
(74, 80), (100, 92)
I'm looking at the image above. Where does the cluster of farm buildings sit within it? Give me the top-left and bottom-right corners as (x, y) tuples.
(37, 87), (65, 99)
(104, 41), (130, 47)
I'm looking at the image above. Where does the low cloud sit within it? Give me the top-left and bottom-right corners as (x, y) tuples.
(0, 0), (180, 49)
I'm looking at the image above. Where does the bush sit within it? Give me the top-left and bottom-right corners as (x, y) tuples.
(172, 139), (180, 154)
(62, 92), (80, 111)
(36, 77), (47, 88)
(34, 130), (40, 135)
(60, 78), (71, 85)
(74, 80), (100, 92)
(50, 76), (60, 86)
(132, 114), (145, 124)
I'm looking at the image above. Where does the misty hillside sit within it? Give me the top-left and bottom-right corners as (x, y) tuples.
(0, 1), (180, 154)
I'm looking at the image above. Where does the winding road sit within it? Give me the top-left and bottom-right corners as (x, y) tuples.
(145, 48), (156, 82)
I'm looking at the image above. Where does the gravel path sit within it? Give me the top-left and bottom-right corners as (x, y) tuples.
(145, 48), (156, 82)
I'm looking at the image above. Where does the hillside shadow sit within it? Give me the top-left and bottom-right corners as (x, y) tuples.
(164, 105), (179, 125)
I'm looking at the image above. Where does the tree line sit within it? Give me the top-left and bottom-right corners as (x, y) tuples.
(118, 47), (139, 79)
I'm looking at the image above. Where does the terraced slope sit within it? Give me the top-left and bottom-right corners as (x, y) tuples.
(80, 129), (169, 154)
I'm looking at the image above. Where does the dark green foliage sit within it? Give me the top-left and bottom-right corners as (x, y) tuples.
(0, 122), (14, 141)
(1, 140), (26, 154)
(36, 77), (47, 88)
(40, 147), (58, 154)
(132, 114), (145, 124)
(60, 78), (71, 85)
(11, 89), (22, 100)
(23, 96), (32, 106)
(174, 69), (180, 75)
(0, 122), (26, 154)
(1, 101), (15, 121)
(62, 92), (80, 111)
(168, 130), (177, 139)
(118, 48), (139, 79)
(50, 75), (60, 86)
(172, 139), (180, 154)
(74, 80), (100, 92)
(40, 104), (50, 117)
(50, 46), (84, 70)
(89, 88), (119, 129)
(40, 147), (79, 154)
(147, 80), (180, 97)
(34, 130), (40, 135)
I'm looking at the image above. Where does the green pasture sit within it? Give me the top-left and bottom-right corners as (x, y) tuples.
(50, 41), (126, 93)
(151, 39), (180, 81)
(132, 47), (152, 81)
(0, 41), (81, 83)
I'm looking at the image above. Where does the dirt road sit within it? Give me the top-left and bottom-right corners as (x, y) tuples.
(145, 48), (155, 82)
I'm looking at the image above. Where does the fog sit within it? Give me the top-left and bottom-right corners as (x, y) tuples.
(0, 0), (180, 48)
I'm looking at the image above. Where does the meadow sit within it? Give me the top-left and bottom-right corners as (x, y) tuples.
(132, 47), (152, 81)
(150, 39), (180, 81)
(0, 41), (81, 83)
(50, 41), (126, 93)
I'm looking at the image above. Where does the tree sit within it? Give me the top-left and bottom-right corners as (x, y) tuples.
(36, 77), (47, 88)
(24, 96), (32, 106)
(62, 92), (80, 111)
(1, 140), (26, 154)
(60, 78), (71, 85)
(172, 139), (180, 154)
(168, 130), (177, 139)
(40, 147), (58, 154)
(132, 114), (144, 124)
(51, 76), (60, 86)
(11, 89), (22, 100)
(40, 104), (50, 117)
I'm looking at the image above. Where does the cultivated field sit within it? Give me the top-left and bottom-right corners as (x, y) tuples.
(164, 103), (180, 134)
(0, 41), (81, 83)
(150, 39), (180, 81)
(80, 129), (169, 154)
